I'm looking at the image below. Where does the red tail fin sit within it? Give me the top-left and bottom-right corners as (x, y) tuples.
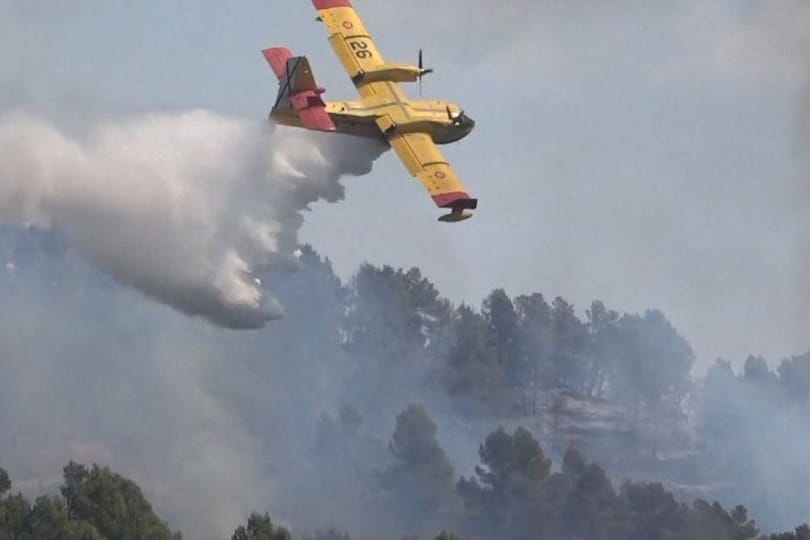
(263, 47), (336, 132)
(262, 47), (292, 80)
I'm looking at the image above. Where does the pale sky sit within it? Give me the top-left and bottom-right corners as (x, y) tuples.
(1, 0), (808, 368)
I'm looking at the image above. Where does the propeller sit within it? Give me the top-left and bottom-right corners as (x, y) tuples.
(418, 49), (433, 96)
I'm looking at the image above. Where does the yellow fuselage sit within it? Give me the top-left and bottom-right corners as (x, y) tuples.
(271, 82), (475, 144)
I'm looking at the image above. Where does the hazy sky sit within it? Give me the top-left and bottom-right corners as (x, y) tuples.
(1, 0), (808, 368)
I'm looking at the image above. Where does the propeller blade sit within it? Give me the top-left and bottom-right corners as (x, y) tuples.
(419, 49), (427, 96)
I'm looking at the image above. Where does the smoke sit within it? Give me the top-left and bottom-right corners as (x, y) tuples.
(697, 358), (810, 532)
(0, 224), (466, 539)
(3, 3), (810, 539)
(0, 107), (386, 537)
(0, 255), (270, 539)
(798, 84), (810, 342)
(0, 110), (384, 329)
(789, 1), (810, 336)
(752, 1), (810, 345)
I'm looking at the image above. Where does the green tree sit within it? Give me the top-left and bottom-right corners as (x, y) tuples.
(767, 524), (810, 540)
(622, 482), (687, 540)
(549, 297), (590, 393)
(701, 359), (740, 448)
(231, 513), (289, 540)
(562, 462), (626, 540)
(0, 469), (9, 497)
(344, 265), (453, 409)
(60, 462), (181, 540)
(458, 427), (551, 539)
(381, 405), (456, 529)
(744, 355), (775, 385)
(1, 464), (179, 540)
(61, 520), (107, 540)
(60, 461), (89, 520)
(346, 265), (451, 364)
(434, 532), (463, 540)
(585, 300), (620, 398)
(610, 310), (694, 421)
(778, 354), (810, 404)
(0, 493), (30, 540)
(275, 245), (346, 336)
(729, 505), (759, 539)
(514, 293), (553, 412)
(442, 305), (505, 416)
(26, 496), (70, 540)
(686, 500), (758, 540)
(26, 495), (104, 540)
(482, 289), (519, 383)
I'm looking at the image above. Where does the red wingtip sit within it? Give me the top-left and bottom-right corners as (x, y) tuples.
(312, 0), (352, 9)
(262, 47), (292, 80)
(432, 192), (478, 210)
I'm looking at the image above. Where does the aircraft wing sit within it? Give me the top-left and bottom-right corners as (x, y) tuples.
(311, 1), (386, 92)
(389, 132), (477, 215)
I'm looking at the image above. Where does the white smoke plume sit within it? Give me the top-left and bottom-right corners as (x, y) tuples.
(0, 110), (385, 328)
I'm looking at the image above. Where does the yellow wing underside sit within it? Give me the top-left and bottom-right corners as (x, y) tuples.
(314, 4), (385, 100)
(389, 133), (469, 201)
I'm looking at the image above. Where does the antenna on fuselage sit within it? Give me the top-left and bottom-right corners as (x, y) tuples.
(418, 49), (433, 97)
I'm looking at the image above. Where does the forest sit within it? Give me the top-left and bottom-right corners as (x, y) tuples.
(0, 230), (809, 539)
(2, 435), (809, 539)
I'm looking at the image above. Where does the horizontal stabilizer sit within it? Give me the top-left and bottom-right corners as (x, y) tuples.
(290, 95), (336, 131)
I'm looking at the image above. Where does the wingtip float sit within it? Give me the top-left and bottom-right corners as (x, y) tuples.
(262, 0), (478, 223)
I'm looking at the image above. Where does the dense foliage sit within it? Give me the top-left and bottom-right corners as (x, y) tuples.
(0, 463), (181, 540)
(3, 432), (808, 540)
(2, 232), (809, 539)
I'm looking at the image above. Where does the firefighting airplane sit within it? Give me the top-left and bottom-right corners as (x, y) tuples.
(263, 0), (478, 222)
